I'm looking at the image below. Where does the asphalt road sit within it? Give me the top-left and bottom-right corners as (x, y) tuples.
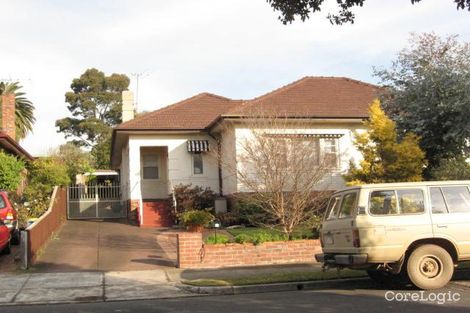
(3, 280), (470, 313)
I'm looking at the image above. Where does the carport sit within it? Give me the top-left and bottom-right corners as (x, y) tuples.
(32, 219), (177, 272)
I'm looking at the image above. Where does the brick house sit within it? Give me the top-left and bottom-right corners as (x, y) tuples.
(110, 76), (381, 227)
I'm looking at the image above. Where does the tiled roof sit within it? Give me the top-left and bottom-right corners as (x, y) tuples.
(116, 93), (241, 130)
(224, 76), (381, 118)
(0, 131), (34, 161)
(115, 77), (381, 131)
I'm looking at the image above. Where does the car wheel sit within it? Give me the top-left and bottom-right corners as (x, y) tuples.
(406, 244), (454, 290)
(366, 269), (405, 286)
(11, 229), (20, 245)
(2, 240), (11, 255)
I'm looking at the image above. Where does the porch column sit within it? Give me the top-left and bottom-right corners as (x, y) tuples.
(128, 140), (143, 225)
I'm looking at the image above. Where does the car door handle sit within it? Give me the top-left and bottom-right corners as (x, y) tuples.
(436, 224), (448, 229)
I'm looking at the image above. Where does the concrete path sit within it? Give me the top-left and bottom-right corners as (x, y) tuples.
(33, 220), (178, 272)
(0, 269), (194, 305)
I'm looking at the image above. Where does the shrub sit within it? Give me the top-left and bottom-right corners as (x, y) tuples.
(234, 234), (251, 244)
(230, 197), (272, 226)
(172, 184), (216, 214)
(205, 234), (230, 244)
(0, 151), (25, 192)
(430, 157), (470, 180)
(179, 210), (214, 227)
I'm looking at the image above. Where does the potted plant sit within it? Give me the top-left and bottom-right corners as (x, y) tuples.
(179, 210), (214, 232)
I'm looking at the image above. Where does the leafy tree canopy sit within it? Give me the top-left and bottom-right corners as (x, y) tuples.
(429, 157), (470, 181)
(0, 82), (36, 140)
(266, 0), (470, 25)
(345, 100), (426, 185)
(0, 151), (25, 192)
(56, 68), (130, 168)
(375, 33), (470, 174)
(50, 143), (94, 182)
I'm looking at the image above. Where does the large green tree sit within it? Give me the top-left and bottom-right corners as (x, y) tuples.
(375, 33), (470, 175)
(0, 82), (36, 140)
(266, 0), (470, 25)
(56, 68), (130, 168)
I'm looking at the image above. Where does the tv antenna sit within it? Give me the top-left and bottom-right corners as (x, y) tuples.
(131, 71), (150, 112)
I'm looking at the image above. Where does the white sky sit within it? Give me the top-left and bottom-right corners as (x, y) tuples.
(1, 0), (469, 155)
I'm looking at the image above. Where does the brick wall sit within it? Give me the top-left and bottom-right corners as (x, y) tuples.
(1, 93), (16, 140)
(177, 232), (321, 269)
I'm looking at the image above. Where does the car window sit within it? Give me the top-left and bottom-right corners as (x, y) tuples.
(441, 186), (470, 213)
(339, 192), (357, 218)
(430, 187), (448, 214)
(326, 195), (342, 220)
(397, 189), (425, 214)
(0, 196), (5, 209)
(369, 190), (398, 215)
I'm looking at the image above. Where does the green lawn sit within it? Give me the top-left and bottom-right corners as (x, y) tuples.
(182, 269), (366, 286)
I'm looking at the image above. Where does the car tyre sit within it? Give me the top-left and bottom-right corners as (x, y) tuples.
(2, 240), (11, 255)
(11, 229), (20, 245)
(406, 244), (454, 290)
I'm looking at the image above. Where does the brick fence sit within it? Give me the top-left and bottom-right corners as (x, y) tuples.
(26, 186), (66, 265)
(177, 232), (321, 269)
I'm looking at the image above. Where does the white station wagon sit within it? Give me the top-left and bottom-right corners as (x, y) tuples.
(315, 180), (470, 290)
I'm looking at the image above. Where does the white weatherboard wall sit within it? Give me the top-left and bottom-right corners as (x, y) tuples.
(127, 134), (220, 204)
(220, 120), (366, 194)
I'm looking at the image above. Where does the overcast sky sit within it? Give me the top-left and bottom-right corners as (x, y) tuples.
(1, 0), (469, 155)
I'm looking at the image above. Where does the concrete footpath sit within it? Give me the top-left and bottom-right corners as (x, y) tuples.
(0, 269), (195, 306)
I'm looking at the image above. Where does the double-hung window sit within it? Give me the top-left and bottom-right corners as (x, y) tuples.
(142, 154), (159, 179)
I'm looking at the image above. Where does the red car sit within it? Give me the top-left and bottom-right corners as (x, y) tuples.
(0, 223), (10, 254)
(0, 191), (19, 245)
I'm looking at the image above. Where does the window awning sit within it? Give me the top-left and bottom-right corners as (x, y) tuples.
(187, 140), (210, 152)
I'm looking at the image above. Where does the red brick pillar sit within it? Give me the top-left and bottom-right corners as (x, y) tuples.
(1, 93), (16, 140)
(177, 232), (204, 268)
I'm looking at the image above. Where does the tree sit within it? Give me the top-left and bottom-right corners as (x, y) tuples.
(0, 151), (25, 192)
(429, 157), (470, 180)
(215, 115), (333, 239)
(0, 82), (36, 140)
(55, 68), (130, 168)
(50, 143), (94, 182)
(375, 33), (470, 175)
(344, 100), (426, 185)
(266, 0), (470, 25)
(24, 157), (70, 217)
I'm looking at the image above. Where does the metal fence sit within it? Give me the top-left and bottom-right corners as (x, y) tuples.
(67, 184), (126, 219)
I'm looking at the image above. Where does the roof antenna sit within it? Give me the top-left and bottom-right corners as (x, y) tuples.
(131, 71), (150, 113)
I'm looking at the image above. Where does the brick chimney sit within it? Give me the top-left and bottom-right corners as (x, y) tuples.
(122, 91), (135, 123)
(0, 93), (16, 140)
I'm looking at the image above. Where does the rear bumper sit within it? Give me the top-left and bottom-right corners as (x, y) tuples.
(3, 220), (17, 232)
(315, 253), (368, 266)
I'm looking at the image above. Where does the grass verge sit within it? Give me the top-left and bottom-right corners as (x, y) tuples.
(182, 269), (366, 287)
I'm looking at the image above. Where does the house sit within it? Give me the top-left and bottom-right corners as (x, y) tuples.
(110, 76), (381, 227)
(0, 93), (33, 161)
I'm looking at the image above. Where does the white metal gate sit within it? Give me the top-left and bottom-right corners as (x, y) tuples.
(67, 184), (126, 219)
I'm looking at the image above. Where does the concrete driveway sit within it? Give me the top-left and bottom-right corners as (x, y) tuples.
(33, 220), (178, 272)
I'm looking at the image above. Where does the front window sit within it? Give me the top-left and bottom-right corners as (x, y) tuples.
(321, 138), (339, 168)
(193, 152), (204, 175)
(142, 154), (159, 179)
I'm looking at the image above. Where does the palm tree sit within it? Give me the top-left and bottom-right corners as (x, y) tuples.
(0, 82), (36, 140)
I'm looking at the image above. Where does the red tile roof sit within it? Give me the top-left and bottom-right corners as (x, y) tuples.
(115, 76), (381, 131)
(224, 76), (381, 118)
(116, 93), (241, 130)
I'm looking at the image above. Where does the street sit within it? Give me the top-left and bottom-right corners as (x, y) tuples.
(3, 280), (470, 313)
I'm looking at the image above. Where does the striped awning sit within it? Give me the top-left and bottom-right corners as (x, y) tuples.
(187, 140), (210, 152)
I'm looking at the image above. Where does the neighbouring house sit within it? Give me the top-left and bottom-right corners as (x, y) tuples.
(110, 76), (381, 227)
(0, 92), (34, 194)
